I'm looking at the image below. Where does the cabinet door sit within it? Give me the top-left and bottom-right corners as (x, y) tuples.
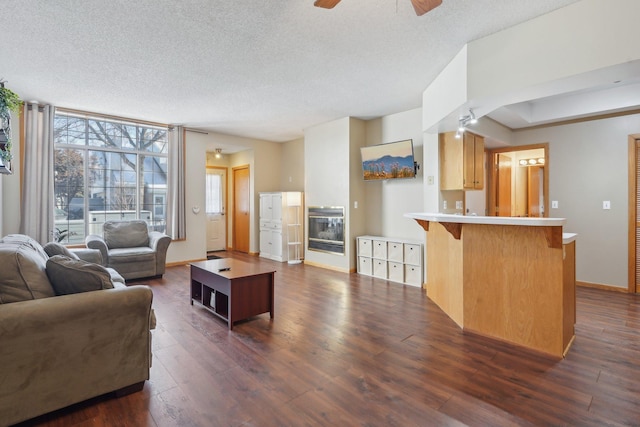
(259, 229), (272, 256)
(463, 133), (476, 189)
(260, 194), (273, 220)
(463, 133), (484, 190)
(272, 230), (283, 260)
(271, 193), (283, 222)
(473, 135), (484, 189)
(440, 132), (464, 190)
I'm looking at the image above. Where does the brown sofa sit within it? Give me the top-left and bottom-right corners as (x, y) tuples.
(0, 234), (155, 427)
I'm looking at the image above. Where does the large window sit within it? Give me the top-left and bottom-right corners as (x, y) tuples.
(53, 112), (168, 244)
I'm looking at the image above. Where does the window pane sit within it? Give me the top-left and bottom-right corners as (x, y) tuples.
(121, 125), (138, 150)
(139, 127), (168, 154)
(206, 173), (222, 214)
(53, 148), (86, 243)
(87, 119), (107, 147)
(54, 113), (168, 237)
(54, 115), (86, 145)
(141, 155), (167, 232)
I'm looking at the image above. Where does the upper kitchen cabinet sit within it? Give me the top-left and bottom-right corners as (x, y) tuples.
(440, 131), (484, 190)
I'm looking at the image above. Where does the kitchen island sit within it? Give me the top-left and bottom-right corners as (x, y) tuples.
(405, 213), (576, 357)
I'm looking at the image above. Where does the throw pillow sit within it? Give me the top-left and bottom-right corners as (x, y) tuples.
(103, 220), (150, 249)
(43, 242), (80, 260)
(46, 255), (115, 295)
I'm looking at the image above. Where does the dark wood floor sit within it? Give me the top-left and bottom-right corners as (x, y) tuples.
(17, 251), (640, 426)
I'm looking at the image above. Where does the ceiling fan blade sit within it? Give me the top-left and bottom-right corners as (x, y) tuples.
(411, 0), (442, 16)
(314, 0), (341, 9)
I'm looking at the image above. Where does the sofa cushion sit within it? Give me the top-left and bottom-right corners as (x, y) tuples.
(43, 241), (80, 260)
(46, 255), (114, 295)
(0, 234), (49, 262)
(103, 220), (149, 249)
(0, 242), (55, 303)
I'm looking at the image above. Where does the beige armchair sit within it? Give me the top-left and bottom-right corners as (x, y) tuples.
(86, 220), (171, 280)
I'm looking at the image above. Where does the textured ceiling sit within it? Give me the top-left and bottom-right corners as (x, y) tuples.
(1, 0), (579, 142)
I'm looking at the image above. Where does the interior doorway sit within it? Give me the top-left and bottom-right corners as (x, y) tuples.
(205, 166), (227, 252)
(232, 165), (250, 253)
(488, 143), (549, 217)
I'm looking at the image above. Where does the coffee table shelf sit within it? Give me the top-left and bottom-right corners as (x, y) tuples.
(190, 259), (275, 330)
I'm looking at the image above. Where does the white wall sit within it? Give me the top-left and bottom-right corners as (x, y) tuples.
(304, 117), (353, 272)
(166, 130), (282, 264)
(363, 108), (425, 239)
(468, 0), (640, 105)
(513, 114), (638, 289)
(279, 138), (305, 192)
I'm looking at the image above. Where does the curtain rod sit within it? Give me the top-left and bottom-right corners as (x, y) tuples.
(185, 128), (209, 135)
(56, 107), (169, 129)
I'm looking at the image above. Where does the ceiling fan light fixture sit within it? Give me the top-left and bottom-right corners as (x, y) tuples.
(411, 0), (443, 16)
(314, 0), (442, 16)
(314, 0), (341, 9)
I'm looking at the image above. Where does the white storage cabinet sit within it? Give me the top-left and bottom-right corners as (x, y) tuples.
(259, 192), (303, 262)
(356, 235), (423, 287)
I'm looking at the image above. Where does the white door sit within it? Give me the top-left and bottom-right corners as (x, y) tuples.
(206, 168), (227, 251)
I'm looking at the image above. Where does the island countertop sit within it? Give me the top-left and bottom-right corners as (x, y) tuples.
(404, 212), (566, 227)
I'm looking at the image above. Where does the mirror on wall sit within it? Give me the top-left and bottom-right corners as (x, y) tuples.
(487, 144), (549, 217)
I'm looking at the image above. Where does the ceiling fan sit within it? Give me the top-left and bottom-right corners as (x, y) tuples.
(314, 0), (442, 16)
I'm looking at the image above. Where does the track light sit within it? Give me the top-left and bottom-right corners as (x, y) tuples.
(455, 108), (479, 138)
(468, 109), (477, 124)
(458, 108), (478, 133)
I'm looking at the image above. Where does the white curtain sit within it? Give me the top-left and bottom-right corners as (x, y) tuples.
(20, 102), (55, 244)
(167, 125), (186, 239)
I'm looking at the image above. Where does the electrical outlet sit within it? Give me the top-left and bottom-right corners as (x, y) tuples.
(603, 201), (611, 210)
(456, 201), (462, 209)
(443, 200), (447, 210)
(427, 176), (434, 185)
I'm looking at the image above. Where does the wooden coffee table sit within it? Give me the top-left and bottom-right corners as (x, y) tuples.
(190, 258), (276, 330)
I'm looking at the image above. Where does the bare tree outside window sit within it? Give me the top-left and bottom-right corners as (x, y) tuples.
(53, 113), (168, 243)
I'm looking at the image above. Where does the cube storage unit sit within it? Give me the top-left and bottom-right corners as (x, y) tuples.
(356, 235), (423, 287)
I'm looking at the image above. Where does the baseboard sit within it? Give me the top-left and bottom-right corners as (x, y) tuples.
(576, 280), (628, 293)
(166, 258), (205, 268)
(303, 259), (351, 273)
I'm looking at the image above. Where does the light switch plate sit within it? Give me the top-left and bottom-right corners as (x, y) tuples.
(551, 200), (558, 209)
(603, 201), (611, 210)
